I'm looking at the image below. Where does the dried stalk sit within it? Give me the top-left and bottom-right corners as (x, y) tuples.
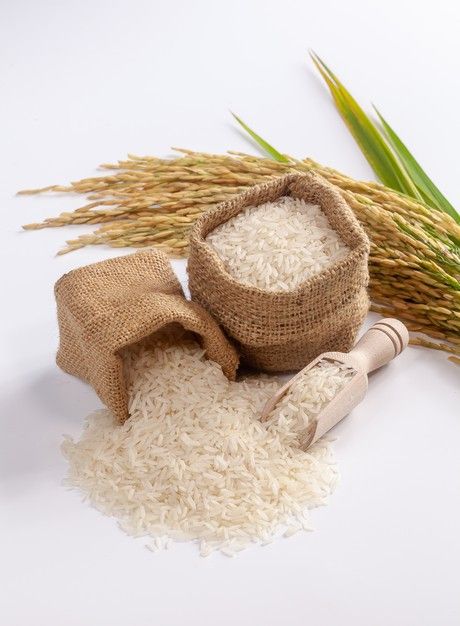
(20, 150), (460, 359)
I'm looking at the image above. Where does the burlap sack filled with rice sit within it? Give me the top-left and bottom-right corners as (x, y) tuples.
(188, 173), (370, 371)
(55, 250), (239, 422)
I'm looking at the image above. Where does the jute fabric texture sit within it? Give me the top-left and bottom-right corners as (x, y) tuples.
(55, 249), (239, 422)
(188, 173), (370, 371)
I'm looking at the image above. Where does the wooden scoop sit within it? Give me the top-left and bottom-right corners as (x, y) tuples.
(260, 318), (409, 450)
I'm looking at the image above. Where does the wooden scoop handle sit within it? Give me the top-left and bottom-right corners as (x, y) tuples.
(348, 318), (409, 374)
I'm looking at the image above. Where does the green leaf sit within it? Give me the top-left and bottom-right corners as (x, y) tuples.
(231, 112), (290, 163)
(374, 108), (460, 224)
(310, 51), (423, 201)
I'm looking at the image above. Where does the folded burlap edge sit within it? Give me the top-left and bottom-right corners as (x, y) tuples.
(188, 172), (369, 302)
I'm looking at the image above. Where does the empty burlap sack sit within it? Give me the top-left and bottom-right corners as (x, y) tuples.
(188, 173), (370, 371)
(55, 250), (239, 422)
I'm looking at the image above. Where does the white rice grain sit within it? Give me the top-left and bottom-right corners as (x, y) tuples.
(266, 360), (356, 439)
(206, 196), (349, 292)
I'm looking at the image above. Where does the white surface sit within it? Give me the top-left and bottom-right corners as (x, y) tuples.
(1, 1), (459, 624)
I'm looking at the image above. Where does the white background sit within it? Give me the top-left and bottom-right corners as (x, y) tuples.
(1, 1), (459, 624)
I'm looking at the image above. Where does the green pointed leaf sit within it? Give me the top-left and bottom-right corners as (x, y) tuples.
(374, 108), (459, 224)
(231, 112), (290, 163)
(310, 52), (423, 201)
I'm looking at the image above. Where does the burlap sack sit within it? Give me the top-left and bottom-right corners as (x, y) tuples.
(55, 250), (239, 422)
(188, 173), (370, 371)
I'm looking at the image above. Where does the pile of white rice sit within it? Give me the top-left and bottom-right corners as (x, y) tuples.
(206, 196), (350, 292)
(62, 335), (353, 557)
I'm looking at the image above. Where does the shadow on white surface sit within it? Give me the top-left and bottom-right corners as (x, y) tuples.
(1, 366), (101, 495)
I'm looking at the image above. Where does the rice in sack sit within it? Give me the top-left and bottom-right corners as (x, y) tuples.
(188, 173), (370, 371)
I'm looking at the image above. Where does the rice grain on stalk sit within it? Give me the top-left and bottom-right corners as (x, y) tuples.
(19, 150), (460, 359)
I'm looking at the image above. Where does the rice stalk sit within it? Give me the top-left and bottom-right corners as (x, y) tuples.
(20, 150), (460, 359)
(310, 52), (460, 225)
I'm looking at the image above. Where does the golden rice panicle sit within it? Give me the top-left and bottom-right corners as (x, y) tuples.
(20, 151), (460, 359)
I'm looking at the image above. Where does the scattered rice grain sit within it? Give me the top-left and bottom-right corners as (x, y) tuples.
(63, 334), (353, 556)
